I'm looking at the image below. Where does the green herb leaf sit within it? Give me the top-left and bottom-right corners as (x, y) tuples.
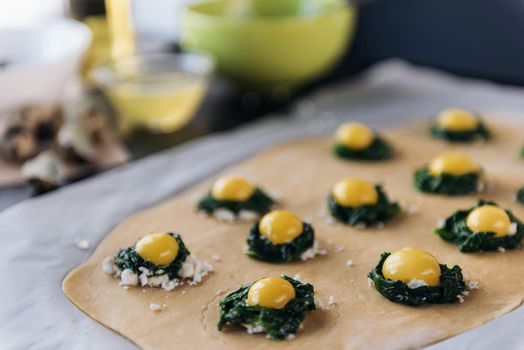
(414, 167), (480, 195)
(368, 252), (467, 306)
(516, 187), (524, 205)
(327, 185), (400, 226)
(435, 200), (524, 252)
(430, 121), (490, 142)
(246, 222), (315, 263)
(113, 233), (190, 279)
(333, 136), (393, 161)
(217, 275), (316, 340)
(197, 188), (274, 216)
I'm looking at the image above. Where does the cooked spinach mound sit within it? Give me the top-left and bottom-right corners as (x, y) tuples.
(114, 233), (190, 278)
(333, 137), (393, 161)
(368, 252), (467, 306)
(430, 120), (490, 142)
(517, 187), (524, 205)
(217, 275), (316, 340)
(327, 185), (400, 226)
(246, 222), (315, 263)
(435, 200), (524, 252)
(197, 188), (274, 216)
(414, 168), (480, 195)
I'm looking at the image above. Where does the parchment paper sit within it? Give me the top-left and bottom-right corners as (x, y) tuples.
(3, 60), (524, 350)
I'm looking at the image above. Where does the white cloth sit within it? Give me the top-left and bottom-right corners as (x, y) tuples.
(2, 60), (524, 350)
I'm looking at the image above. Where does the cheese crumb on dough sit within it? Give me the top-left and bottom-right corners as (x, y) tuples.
(120, 269), (138, 286)
(345, 260), (354, 267)
(102, 257), (115, 274)
(212, 209), (236, 222)
(333, 245), (344, 253)
(211, 209), (259, 223)
(149, 303), (166, 312)
(103, 254), (213, 291)
(314, 299), (325, 310)
(178, 255), (214, 285)
(300, 241), (328, 261)
(476, 180), (485, 193)
(467, 280), (479, 290)
(407, 279), (429, 289)
(244, 324), (265, 334)
(509, 223), (517, 236)
(406, 204), (419, 215)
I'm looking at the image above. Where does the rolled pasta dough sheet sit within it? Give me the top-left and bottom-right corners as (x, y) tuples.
(63, 120), (524, 349)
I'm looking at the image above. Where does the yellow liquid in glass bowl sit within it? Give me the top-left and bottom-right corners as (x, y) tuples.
(106, 73), (207, 134)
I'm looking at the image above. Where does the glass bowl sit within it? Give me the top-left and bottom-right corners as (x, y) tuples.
(90, 52), (214, 134)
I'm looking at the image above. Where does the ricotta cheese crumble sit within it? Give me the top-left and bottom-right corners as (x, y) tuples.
(102, 254), (213, 291)
(300, 241), (327, 261)
(211, 209), (259, 223)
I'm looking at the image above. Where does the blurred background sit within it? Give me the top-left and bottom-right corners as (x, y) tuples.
(1, 0), (524, 208)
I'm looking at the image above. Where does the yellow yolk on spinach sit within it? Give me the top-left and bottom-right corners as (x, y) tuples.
(437, 108), (478, 132)
(135, 233), (179, 266)
(211, 176), (255, 201)
(428, 153), (480, 176)
(382, 247), (441, 287)
(247, 277), (296, 309)
(332, 177), (378, 208)
(466, 205), (511, 237)
(335, 122), (375, 150)
(259, 210), (303, 245)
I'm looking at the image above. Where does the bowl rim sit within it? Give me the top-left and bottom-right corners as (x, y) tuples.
(184, 0), (352, 23)
(0, 18), (91, 72)
(89, 51), (215, 89)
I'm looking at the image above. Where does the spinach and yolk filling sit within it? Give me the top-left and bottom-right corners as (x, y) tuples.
(217, 275), (315, 340)
(431, 108), (490, 142)
(114, 232), (190, 279)
(414, 152), (482, 195)
(333, 122), (393, 161)
(328, 177), (400, 226)
(368, 247), (467, 306)
(436, 201), (524, 252)
(246, 210), (316, 263)
(197, 175), (275, 218)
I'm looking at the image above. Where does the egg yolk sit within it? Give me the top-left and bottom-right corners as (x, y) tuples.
(332, 177), (378, 208)
(335, 122), (375, 150)
(259, 210), (303, 245)
(211, 176), (255, 201)
(466, 205), (511, 237)
(135, 233), (179, 266)
(247, 277), (296, 309)
(437, 108), (478, 132)
(428, 152), (480, 176)
(382, 247), (441, 287)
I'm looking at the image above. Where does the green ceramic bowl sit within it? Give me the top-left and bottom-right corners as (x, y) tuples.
(181, 0), (357, 93)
